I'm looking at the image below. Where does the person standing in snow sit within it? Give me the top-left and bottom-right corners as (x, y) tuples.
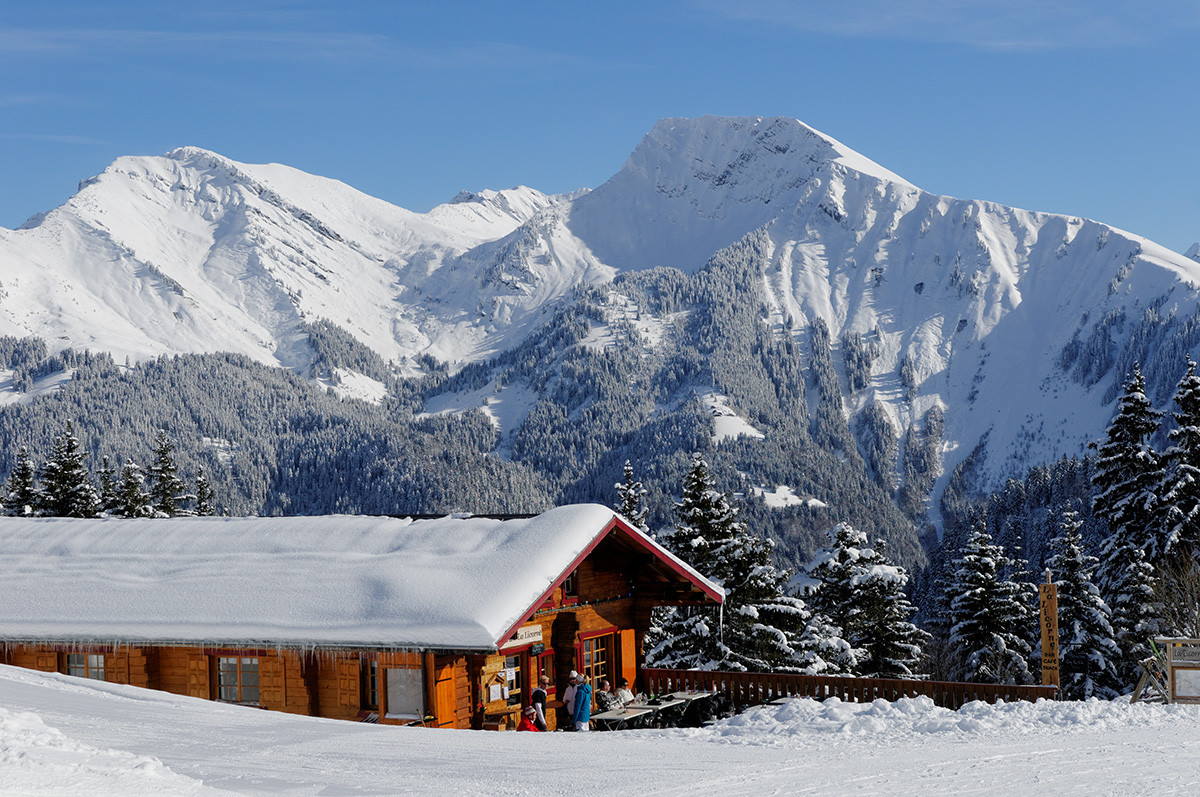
(572, 674), (593, 731)
(531, 675), (549, 731)
(561, 671), (579, 729)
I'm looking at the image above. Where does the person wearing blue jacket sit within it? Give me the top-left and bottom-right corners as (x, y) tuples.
(572, 675), (593, 731)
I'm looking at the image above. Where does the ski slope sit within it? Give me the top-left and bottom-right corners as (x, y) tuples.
(3, 664), (1200, 795)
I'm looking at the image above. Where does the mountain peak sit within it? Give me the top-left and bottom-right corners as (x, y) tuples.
(165, 146), (229, 164)
(567, 115), (915, 272)
(640, 116), (911, 189)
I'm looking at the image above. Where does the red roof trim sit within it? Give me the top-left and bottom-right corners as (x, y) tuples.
(493, 514), (722, 648)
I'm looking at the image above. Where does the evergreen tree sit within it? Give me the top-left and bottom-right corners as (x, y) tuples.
(2, 446), (40, 516)
(96, 455), (118, 514)
(793, 610), (859, 675)
(1096, 528), (1157, 686)
(115, 459), (153, 518)
(38, 421), (100, 518)
(147, 430), (188, 516)
(947, 519), (1033, 684)
(1046, 509), (1120, 699)
(1092, 364), (1163, 557)
(614, 459), (649, 532)
(647, 453), (807, 671)
(806, 524), (928, 677)
(195, 466), (216, 516)
(1157, 357), (1200, 564)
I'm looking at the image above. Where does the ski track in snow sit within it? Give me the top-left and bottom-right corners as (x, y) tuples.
(4, 664), (1200, 795)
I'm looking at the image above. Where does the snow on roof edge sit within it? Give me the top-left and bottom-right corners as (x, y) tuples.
(0, 504), (722, 653)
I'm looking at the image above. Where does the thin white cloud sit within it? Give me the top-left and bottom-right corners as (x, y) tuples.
(0, 27), (599, 71)
(0, 93), (67, 108)
(0, 133), (112, 145)
(695, 0), (1200, 49)
(0, 28), (391, 63)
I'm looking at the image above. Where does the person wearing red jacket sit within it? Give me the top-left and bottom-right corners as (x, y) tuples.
(516, 706), (543, 732)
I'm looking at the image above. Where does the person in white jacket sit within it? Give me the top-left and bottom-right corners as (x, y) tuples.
(561, 671), (579, 729)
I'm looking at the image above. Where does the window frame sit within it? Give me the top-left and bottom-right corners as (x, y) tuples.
(64, 652), (105, 681)
(214, 656), (260, 705)
(361, 658), (379, 710)
(577, 628), (618, 704)
(536, 649), (556, 696)
(560, 569), (579, 605)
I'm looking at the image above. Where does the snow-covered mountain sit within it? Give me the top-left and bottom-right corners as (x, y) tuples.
(4, 116), (1200, 518)
(0, 147), (600, 370)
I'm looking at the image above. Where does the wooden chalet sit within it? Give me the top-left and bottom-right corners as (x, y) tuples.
(0, 504), (721, 730)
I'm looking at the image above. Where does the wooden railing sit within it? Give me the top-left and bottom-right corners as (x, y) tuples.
(642, 668), (1056, 710)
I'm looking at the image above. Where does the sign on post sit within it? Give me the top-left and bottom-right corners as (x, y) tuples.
(1039, 570), (1060, 689)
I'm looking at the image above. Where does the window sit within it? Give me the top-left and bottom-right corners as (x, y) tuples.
(581, 634), (613, 691)
(536, 649), (556, 695)
(384, 668), (426, 720)
(216, 657), (259, 704)
(562, 570), (578, 603)
(362, 659), (379, 709)
(504, 654), (523, 706)
(65, 653), (105, 681)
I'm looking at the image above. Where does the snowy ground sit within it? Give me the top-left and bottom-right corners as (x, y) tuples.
(4, 664), (1200, 796)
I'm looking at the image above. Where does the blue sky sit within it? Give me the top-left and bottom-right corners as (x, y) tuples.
(2, 1), (1197, 252)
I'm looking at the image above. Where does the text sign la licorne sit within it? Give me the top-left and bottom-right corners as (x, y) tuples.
(500, 625), (543, 650)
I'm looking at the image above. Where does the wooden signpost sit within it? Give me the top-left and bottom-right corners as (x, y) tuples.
(1039, 569), (1060, 689)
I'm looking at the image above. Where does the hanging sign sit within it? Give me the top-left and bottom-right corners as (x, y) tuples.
(500, 624), (543, 650)
(1039, 572), (1060, 689)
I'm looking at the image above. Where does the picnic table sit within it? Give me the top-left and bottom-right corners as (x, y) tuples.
(590, 705), (656, 730)
(591, 691), (715, 731)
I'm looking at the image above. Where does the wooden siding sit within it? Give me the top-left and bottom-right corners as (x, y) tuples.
(1, 519), (718, 731)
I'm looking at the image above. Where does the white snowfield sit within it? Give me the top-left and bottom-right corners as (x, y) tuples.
(3, 665), (1200, 796)
(0, 505), (717, 651)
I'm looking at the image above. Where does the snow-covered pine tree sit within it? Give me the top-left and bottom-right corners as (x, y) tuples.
(646, 453), (735, 669)
(714, 528), (811, 673)
(1157, 357), (1200, 565)
(38, 421), (100, 518)
(147, 430), (189, 516)
(615, 459), (649, 532)
(852, 539), (930, 678)
(646, 452), (806, 672)
(195, 466), (216, 516)
(2, 446), (41, 516)
(1046, 509), (1121, 699)
(1095, 527), (1157, 686)
(805, 524), (928, 677)
(115, 459), (153, 518)
(96, 455), (118, 514)
(947, 518), (1033, 684)
(1092, 363), (1163, 557)
(793, 610), (859, 676)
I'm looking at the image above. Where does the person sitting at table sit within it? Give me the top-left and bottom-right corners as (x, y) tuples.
(572, 674), (592, 731)
(615, 677), (635, 706)
(516, 706), (543, 732)
(594, 679), (621, 713)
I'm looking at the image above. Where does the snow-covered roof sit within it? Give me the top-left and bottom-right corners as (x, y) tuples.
(0, 504), (720, 652)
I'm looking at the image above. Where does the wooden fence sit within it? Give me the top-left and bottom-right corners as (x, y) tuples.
(643, 668), (1056, 711)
